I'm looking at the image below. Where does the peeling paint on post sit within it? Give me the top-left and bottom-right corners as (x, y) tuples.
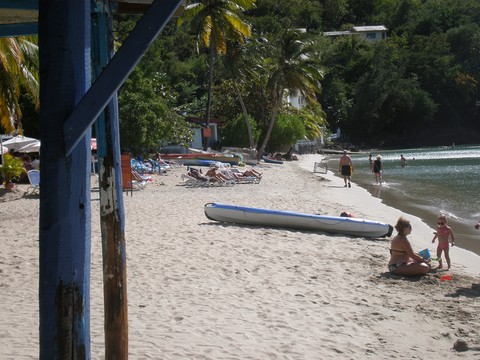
(92, 5), (128, 359)
(55, 282), (86, 359)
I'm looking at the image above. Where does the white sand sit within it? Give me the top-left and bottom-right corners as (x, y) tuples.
(1, 154), (479, 359)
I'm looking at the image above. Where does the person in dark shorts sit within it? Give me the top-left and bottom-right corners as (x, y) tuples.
(338, 150), (353, 188)
(373, 155), (382, 184)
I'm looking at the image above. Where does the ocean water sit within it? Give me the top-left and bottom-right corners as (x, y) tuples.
(329, 145), (480, 256)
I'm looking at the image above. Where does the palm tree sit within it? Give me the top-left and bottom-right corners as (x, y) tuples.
(222, 38), (263, 150)
(0, 36), (39, 134)
(178, 0), (255, 149)
(257, 29), (324, 159)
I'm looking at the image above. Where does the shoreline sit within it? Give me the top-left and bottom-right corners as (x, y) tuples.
(300, 154), (480, 277)
(323, 151), (480, 257)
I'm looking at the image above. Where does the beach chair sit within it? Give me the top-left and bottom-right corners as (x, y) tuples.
(25, 169), (40, 195)
(181, 173), (209, 187)
(227, 168), (261, 184)
(131, 170), (148, 190)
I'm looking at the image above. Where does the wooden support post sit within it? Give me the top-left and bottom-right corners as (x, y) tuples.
(92, 4), (128, 359)
(38, 1), (91, 359)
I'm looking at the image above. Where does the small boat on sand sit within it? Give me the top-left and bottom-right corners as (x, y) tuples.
(204, 203), (393, 238)
(162, 153), (242, 165)
(261, 156), (283, 164)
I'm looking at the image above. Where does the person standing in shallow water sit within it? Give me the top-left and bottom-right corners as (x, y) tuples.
(373, 155), (382, 184)
(338, 150), (353, 188)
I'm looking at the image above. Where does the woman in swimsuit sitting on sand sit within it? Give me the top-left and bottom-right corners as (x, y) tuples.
(388, 217), (430, 276)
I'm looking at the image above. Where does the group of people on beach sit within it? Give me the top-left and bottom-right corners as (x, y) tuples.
(388, 214), (456, 276)
(340, 152), (385, 187)
(389, 210), (480, 276)
(336, 150), (469, 277)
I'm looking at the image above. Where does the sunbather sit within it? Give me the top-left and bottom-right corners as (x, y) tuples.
(188, 168), (209, 182)
(188, 167), (224, 184)
(230, 168), (262, 179)
(205, 167), (231, 182)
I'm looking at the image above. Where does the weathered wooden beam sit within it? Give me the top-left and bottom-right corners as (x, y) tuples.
(63, 0), (184, 156)
(92, 4), (129, 359)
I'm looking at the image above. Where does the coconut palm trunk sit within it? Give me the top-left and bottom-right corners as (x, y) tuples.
(204, 43), (215, 150)
(257, 87), (283, 159)
(234, 83), (255, 149)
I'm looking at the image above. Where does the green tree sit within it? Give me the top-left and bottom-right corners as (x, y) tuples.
(221, 37), (265, 149)
(269, 113), (305, 152)
(178, 0), (255, 149)
(118, 68), (193, 155)
(0, 36), (39, 134)
(278, 104), (327, 157)
(220, 113), (259, 148)
(257, 29), (324, 158)
(349, 41), (436, 145)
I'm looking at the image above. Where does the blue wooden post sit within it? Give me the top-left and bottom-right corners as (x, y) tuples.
(91, 2), (128, 358)
(38, 1), (92, 359)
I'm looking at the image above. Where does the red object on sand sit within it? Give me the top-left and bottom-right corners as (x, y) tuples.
(440, 274), (452, 282)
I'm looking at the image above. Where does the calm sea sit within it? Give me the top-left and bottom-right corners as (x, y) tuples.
(329, 145), (480, 256)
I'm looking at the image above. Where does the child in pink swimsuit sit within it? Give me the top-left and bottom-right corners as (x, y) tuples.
(431, 215), (455, 270)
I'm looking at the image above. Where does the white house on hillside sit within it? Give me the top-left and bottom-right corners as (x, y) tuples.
(324, 25), (388, 42)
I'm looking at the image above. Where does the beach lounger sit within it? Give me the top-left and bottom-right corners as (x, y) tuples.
(131, 170), (148, 189)
(225, 168), (261, 184)
(181, 173), (208, 187)
(25, 169), (40, 195)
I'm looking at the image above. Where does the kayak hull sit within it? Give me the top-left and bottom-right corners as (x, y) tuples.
(204, 203), (393, 238)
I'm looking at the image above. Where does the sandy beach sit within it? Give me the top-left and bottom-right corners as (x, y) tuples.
(1, 154), (479, 359)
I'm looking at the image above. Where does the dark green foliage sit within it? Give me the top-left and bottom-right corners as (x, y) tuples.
(111, 0), (480, 151)
(220, 114), (260, 148)
(9, 0), (479, 150)
(118, 68), (192, 155)
(269, 113), (305, 152)
(319, 0), (480, 146)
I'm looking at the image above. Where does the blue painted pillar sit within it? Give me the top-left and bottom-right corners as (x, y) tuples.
(38, 1), (91, 359)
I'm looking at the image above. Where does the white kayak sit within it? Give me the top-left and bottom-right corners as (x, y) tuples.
(204, 203), (393, 238)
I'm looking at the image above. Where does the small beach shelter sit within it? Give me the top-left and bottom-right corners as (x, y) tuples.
(17, 140), (41, 153)
(2, 135), (38, 151)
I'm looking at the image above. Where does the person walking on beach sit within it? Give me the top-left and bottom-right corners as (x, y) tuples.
(400, 154), (407, 167)
(338, 150), (353, 188)
(388, 217), (430, 276)
(432, 214), (455, 270)
(373, 155), (382, 184)
(475, 220), (480, 230)
(368, 154), (373, 171)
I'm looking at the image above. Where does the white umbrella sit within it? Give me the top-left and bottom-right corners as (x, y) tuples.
(2, 135), (38, 151)
(17, 140), (41, 153)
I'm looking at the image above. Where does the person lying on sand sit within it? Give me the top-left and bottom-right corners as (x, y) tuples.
(388, 217), (430, 276)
